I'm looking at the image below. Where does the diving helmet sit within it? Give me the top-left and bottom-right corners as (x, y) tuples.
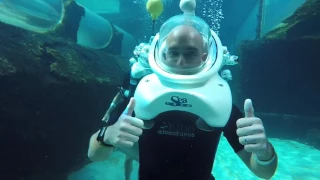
(148, 14), (224, 86)
(133, 0), (233, 128)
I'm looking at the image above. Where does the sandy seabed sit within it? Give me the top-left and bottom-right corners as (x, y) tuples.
(68, 137), (320, 180)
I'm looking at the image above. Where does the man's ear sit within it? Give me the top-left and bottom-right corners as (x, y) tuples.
(202, 53), (208, 61)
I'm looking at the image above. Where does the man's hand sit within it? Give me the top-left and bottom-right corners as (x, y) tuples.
(236, 99), (271, 159)
(104, 97), (144, 148)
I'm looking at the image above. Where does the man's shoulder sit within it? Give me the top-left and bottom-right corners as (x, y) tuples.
(231, 104), (243, 119)
(223, 104), (243, 129)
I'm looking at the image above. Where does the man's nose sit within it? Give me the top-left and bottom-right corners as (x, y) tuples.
(176, 56), (186, 66)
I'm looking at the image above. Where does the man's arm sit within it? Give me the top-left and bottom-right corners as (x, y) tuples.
(223, 104), (278, 179)
(87, 95), (140, 162)
(125, 156), (134, 180)
(87, 128), (140, 162)
(88, 91), (122, 161)
(237, 140), (278, 179)
(87, 131), (114, 161)
(88, 71), (141, 163)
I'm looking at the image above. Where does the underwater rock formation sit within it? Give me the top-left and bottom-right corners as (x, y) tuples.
(234, 0), (320, 117)
(0, 21), (130, 179)
(233, 0), (320, 149)
(264, 0), (320, 40)
(254, 112), (320, 150)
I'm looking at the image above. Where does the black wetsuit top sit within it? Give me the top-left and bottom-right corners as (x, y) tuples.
(110, 73), (244, 180)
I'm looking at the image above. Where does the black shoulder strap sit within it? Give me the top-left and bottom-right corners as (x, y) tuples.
(120, 75), (144, 100)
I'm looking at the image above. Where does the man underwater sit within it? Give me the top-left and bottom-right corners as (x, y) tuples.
(87, 5), (278, 180)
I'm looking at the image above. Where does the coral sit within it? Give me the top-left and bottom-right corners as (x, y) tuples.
(0, 13), (130, 180)
(0, 21), (128, 84)
(47, 47), (111, 84)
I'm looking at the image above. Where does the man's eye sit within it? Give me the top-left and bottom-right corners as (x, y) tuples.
(168, 51), (179, 57)
(185, 51), (197, 57)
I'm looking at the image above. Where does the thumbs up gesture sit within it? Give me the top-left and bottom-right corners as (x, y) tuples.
(104, 98), (144, 148)
(236, 99), (269, 157)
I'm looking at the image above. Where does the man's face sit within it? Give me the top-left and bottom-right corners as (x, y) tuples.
(164, 25), (207, 69)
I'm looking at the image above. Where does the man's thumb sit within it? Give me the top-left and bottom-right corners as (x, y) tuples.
(123, 97), (135, 116)
(244, 99), (255, 118)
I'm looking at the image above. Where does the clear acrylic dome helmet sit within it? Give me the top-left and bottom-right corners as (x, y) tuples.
(148, 14), (224, 85)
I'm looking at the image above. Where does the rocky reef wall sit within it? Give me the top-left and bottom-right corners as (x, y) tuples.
(233, 0), (320, 149)
(0, 21), (130, 179)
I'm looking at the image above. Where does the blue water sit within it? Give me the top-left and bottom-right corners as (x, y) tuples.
(0, 0), (319, 180)
(72, 0), (319, 179)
